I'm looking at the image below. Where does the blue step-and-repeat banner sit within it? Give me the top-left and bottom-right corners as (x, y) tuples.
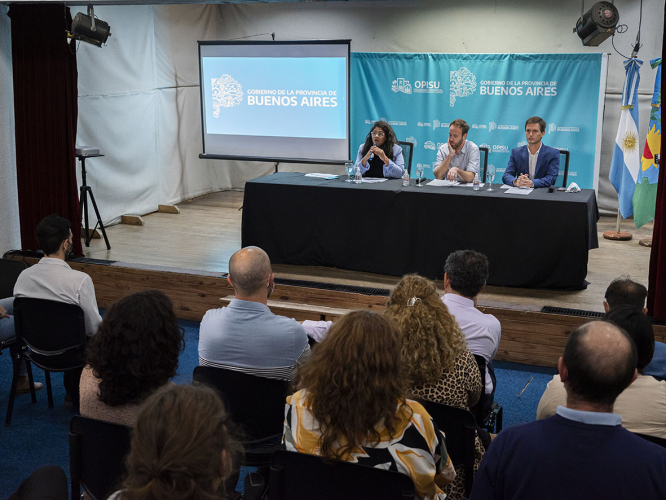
(350, 53), (607, 189)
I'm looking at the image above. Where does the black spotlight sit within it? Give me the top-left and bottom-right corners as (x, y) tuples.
(575, 2), (620, 46)
(71, 5), (111, 48)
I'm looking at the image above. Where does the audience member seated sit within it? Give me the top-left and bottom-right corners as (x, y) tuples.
(441, 250), (501, 409)
(537, 305), (666, 439)
(605, 276), (666, 381)
(80, 290), (184, 427)
(1, 297), (43, 394)
(470, 321), (666, 500)
(108, 384), (240, 500)
(284, 311), (456, 500)
(13, 214), (102, 405)
(8, 466), (68, 500)
(198, 246), (310, 381)
(386, 274), (484, 500)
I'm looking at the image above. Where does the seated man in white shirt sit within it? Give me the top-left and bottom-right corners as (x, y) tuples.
(442, 250), (501, 409)
(13, 214), (102, 407)
(433, 119), (480, 182)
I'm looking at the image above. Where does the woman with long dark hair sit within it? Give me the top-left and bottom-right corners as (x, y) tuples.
(80, 290), (185, 426)
(284, 310), (456, 499)
(353, 120), (405, 178)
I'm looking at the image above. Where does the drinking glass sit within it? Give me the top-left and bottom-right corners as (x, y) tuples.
(486, 164), (496, 191)
(416, 164), (424, 187)
(345, 162), (354, 182)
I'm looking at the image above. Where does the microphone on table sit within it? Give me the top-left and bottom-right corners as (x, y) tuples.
(369, 142), (377, 160)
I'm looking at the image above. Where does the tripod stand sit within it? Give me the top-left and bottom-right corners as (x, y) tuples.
(77, 154), (111, 249)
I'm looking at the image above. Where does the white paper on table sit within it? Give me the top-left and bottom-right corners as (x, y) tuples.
(305, 173), (339, 179)
(500, 185), (511, 189)
(505, 187), (533, 195)
(426, 179), (459, 186)
(361, 178), (388, 183)
(457, 183), (485, 187)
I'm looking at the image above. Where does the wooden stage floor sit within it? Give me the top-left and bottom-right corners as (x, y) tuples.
(81, 190), (654, 315)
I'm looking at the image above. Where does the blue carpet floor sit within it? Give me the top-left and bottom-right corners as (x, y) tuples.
(0, 316), (557, 496)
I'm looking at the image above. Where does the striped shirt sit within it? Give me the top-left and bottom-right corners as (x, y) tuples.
(198, 299), (310, 381)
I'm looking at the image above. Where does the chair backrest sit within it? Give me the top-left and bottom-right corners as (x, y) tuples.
(270, 450), (415, 500)
(417, 400), (477, 497)
(558, 149), (570, 188)
(0, 259), (27, 299)
(479, 146), (490, 183)
(397, 140), (414, 175)
(13, 297), (87, 370)
(192, 365), (291, 440)
(634, 432), (666, 449)
(69, 415), (133, 500)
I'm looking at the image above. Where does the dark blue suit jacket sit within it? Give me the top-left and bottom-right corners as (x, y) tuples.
(502, 144), (560, 188)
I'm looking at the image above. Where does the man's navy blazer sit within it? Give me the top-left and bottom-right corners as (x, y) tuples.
(502, 144), (560, 188)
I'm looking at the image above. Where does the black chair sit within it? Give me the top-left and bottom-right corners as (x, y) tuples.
(479, 146), (490, 183)
(418, 399), (477, 498)
(397, 140), (414, 175)
(269, 449), (415, 499)
(5, 297), (87, 426)
(192, 366), (291, 465)
(634, 432), (666, 448)
(0, 258), (27, 299)
(471, 354), (503, 433)
(558, 149), (570, 188)
(69, 416), (133, 500)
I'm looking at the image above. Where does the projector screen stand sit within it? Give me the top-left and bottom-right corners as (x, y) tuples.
(77, 154), (111, 250)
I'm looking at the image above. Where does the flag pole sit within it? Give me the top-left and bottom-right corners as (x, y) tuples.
(603, 209), (633, 240)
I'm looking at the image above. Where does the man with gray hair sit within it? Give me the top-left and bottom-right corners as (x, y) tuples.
(471, 321), (666, 499)
(442, 250), (501, 407)
(198, 246), (310, 381)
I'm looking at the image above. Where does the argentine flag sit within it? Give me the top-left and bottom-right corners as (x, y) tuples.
(609, 58), (642, 218)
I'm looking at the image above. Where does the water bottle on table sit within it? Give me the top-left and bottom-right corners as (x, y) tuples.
(354, 165), (362, 184)
(402, 168), (410, 187)
(473, 172), (480, 191)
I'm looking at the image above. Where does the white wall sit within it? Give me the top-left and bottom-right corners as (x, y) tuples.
(0, 5), (21, 254)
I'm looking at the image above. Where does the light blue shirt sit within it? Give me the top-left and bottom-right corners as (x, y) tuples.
(556, 406), (622, 426)
(198, 298), (310, 380)
(644, 341), (666, 381)
(354, 143), (405, 178)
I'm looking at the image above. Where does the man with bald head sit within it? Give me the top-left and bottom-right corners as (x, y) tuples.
(198, 246), (310, 381)
(471, 321), (666, 500)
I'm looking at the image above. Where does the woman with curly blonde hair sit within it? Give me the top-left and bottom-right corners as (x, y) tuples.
(385, 275), (484, 500)
(285, 310), (456, 500)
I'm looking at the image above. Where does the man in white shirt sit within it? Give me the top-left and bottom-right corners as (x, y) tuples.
(441, 250), (501, 408)
(13, 214), (102, 406)
(433, 119), (480, 182)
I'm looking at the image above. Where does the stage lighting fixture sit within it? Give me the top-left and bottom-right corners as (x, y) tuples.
(71, 5), (111, 48)
(574, 2), (620, 46)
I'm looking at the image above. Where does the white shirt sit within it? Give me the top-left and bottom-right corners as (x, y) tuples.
(442, 293), (501, 394)
(528, 143), (542, 179)
(13, 257), (102, 336)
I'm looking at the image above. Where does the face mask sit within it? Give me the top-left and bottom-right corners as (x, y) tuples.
(65, 240), (73, 259)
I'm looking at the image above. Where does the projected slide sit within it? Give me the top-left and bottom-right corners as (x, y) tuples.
(199, 41), (350, 163)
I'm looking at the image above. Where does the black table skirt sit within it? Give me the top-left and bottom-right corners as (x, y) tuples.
(241, 173), (599, 290)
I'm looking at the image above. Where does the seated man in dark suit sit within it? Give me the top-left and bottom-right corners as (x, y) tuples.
(502, 116), (560, 188)
(470, 321), (666, 500)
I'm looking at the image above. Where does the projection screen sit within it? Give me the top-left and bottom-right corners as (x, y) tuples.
(198, 40), (351, 164)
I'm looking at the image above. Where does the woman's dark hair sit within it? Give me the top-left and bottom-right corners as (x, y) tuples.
(36, 214), (71, 255)
(361, 121), (398, 160)
(121, 384), (240, 500)
(605, 305), (654, 372)
(86, 290), (185, 407)
(294, 311), (410, 461)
